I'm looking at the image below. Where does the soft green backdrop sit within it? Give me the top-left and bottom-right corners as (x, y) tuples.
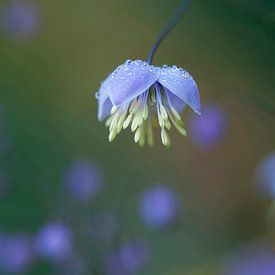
(0, 0), (274, 274)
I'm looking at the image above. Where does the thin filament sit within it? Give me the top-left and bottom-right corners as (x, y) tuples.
(147, 0), (192, 64)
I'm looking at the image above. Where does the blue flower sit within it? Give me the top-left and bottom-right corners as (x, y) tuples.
(138, 184), (181, 229)
(105, 241), (148, 275)
(63, 159), (102, 201)
(0, 233), (33, 273)
(221, 242), (275, 275)
(96, 59), (200, 146)
(35, 222), (73, 262)
(188, 103), (227, 149)
(1, 1), (41, 40)
(255, 152), (275, 198)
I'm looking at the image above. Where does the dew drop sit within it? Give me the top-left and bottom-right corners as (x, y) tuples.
(125, 59), (132, 65)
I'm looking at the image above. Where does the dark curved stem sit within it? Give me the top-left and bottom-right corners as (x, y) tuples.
(147, 0), (192, 64)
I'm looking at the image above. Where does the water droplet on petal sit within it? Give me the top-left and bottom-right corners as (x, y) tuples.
(124, 59), (132, 65)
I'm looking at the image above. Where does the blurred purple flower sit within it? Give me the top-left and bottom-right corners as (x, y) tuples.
(188, 103), (228, 149)
(96, 60), (200, 146)
(35, 222), (73, 262)
(105, 241), (148, 275)
(222, 242), (275, 275)
(1, 1), (41, 40)
(255, 152), (275, 198)
(0, 233), (33, 273)
(138, 184), (181, 229)
(64, 160), (102, 201)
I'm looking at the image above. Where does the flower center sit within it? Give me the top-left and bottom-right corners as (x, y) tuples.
(105, 84), (186, 146)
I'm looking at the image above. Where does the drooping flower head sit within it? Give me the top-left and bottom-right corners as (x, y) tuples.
(95, 0), (201, 147)
(96, 60), (200, 146)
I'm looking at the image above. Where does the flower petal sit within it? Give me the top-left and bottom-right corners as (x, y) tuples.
(108, 60), (158, 106)
(165, 88), (185, 113)
(97, 76), (113, 121)
(157, 66), (201, 114)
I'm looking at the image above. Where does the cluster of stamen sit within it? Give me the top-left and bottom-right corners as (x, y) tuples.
(105, 84), (187, 147)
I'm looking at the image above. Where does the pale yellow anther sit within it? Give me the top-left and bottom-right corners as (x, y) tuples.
(111, 105), (118, 115)
(129, 99), (138, 113)
(108, 130), (116, 142)
(171, 107), (182, 121)
(161, 128), (170, 147)
(109, 112), (119, 131)
(138, 124), (145, 146)
(174, 123), (187, 136)
(167, 110), (187, 136)
(123, 113), (133, 129)
(134, 127), (141, 143)
(131, 116), (140, 132)
(139, 133), (145, 146)
(130, 97), (142, 114)
(165, 119), (171, 130)
(104, 89), (188, 146)
(116, 114), (126, 133)
(143, 106), (148, 120)
(160, 105), (168, 120)
(158, 114), (164, 128)
(139, 139), (145, 146)
(105, 115), (113, 127)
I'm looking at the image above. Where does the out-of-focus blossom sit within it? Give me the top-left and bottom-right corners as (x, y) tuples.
(88, 211), (119, 244)
(35, 222), (73, 262)
(188, 104), (228, 149)
(0, 233), (33, 273)
(0, 1), (41, 40)
(138, 184), (181, 229)
(63, 160), (102, 201)
(255, 152), (275, 198)
(96, 60), (201, 146)
(221, 242), (275, 275)
(105, 241), (148, 275)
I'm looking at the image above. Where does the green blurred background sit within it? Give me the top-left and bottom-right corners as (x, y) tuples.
(0, 0), (275, 274)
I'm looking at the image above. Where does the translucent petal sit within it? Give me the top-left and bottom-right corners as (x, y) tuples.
(108, 60), (158, 106)
(165, 88), (185, 113)
(97, 76), (113, 121)
(157, 65), (201, 114)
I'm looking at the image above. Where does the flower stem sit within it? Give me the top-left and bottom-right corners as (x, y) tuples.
(147, 0), (192, 64)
